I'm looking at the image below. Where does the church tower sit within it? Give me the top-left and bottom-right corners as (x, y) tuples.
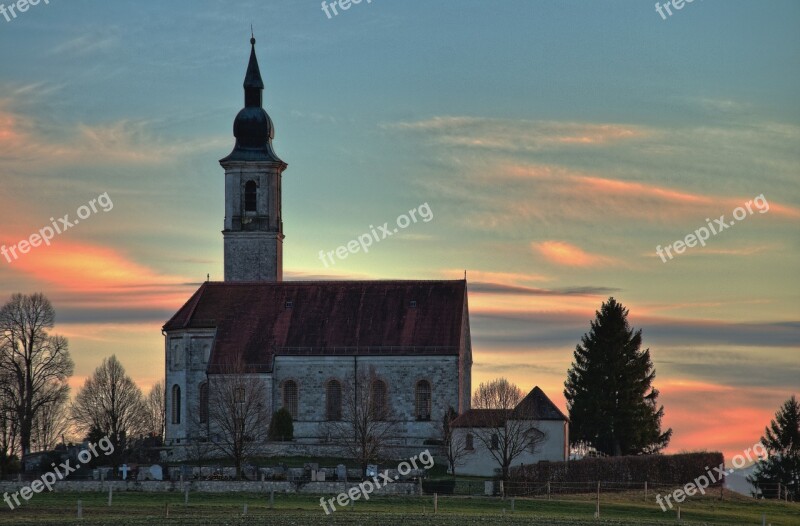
(220, 36), (287, 282)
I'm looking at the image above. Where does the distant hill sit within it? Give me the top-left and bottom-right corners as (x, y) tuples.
(726, 464), (758, 497)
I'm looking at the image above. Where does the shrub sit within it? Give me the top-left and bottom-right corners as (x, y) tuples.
(422, 479), (456, 494)
(268, 408), (294, 441)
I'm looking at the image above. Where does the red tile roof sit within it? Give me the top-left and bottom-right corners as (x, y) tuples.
(164, 280), (467, 373)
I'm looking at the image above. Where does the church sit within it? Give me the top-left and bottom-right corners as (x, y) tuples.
(162, 37), (473, 452)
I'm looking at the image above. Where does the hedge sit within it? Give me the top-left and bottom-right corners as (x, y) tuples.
(510, 452), (725, 486)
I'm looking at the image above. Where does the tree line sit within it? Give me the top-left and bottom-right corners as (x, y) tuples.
(0, 293), (165, 476)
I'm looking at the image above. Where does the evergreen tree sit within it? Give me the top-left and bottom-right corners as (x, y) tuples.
(268, 408), (294, 442)
(747, 396), (800, 500)
(564, 297), (671, 456)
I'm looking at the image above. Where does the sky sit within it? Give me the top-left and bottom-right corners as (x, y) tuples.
(0, 0), (798, 463)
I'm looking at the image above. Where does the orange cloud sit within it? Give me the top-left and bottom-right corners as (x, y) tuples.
(578, 176), (712, 206)
(532, 241), (615, 267)
(658, 381), (789, 463)
(454, 163), (800, 229)
(0, 240), (190, 311)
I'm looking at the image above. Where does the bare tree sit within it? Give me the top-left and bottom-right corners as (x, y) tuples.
(0, 293), (74, 456)
(324, 367), (398, 476)
(71, 355), (148, 456)
(0, 364), (19, 476)
(144, 380), (166, 441)
(441, 406), (467, 477)
(471, 378), (547, 488)
(31, 397), (70, 451)
(205, 359), (270, 479)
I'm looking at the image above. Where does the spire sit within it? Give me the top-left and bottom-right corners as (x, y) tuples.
(243, 35), (264, 107)
(220, 35), (284, 165)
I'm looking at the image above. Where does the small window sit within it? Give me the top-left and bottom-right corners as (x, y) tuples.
(465, 433), (474, 450)
(283, 380), (298, 419)
(244, 180), (257, 212)
(326, 380), (342, 421)
(171, 385), (181, 425)
(370, 380), (387, 420)
(234, 387), (245, 403)
(409, 300), (417, 308)
(415, 380), (431, 420)
(285, 300), (293, 309)
(491, 433), (499, 450)
(199, 383), (209, 424)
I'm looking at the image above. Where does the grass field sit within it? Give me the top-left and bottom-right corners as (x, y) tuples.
(0, 490), (797, 525)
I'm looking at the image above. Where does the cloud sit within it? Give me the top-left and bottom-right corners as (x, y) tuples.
(48, 32), (119, 56)
(468, 308), (800, 351)
(532, 240), (616, 267)
(470, 281), (619, 297)
(385, 116), (649, 152)
(0, 100), (226, 169)
(0, 238), (194, 324)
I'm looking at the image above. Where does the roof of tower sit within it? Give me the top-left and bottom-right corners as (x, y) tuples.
(243, 36), (264, 90)
(220, 36), (285, 165)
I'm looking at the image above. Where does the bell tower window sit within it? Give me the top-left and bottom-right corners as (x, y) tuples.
(244, 180), (257, 212)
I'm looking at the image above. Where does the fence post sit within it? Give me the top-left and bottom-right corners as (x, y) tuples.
(677, 506), (681, 521)
(547, 481), (551, 500)
(511, 497), (515, 512)
(184, 486), (189, 506)
(243, 503), (248, 516)
(434, 493), (438, 514)
(108, 486), (113, 507)
(270, 490), (274, 509)
(594, 481), (600, 518)
(762, 512), (766, 526)
(644, 481), (647, 502)
(77, 499), (82, 519)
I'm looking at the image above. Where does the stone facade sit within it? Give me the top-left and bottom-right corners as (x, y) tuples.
(221, 161), (285, 282)
(165, 350), (467, 447)
(274, 355), (459, 444)
(165, 330), (215, 444)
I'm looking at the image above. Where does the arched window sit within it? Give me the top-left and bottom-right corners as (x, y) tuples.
(465, 433), (474, 450)
(491, 433), (499, 450)
(171, 384), (181, 425)
(199, 383), (209, 424)
(244, 180), (257, 212)
(283, 380), (298, 419)
(326, 380), (342, 421)
(415, 380), (431, 421)
(370, 380), (387, 420)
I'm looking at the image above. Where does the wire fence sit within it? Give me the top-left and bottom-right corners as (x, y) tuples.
(422, 479), (796, 503)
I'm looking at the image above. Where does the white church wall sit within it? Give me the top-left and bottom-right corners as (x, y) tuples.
(453, 420), (568, 477)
